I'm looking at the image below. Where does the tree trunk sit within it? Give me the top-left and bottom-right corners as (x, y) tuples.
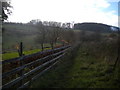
(50, 42), (54, 49)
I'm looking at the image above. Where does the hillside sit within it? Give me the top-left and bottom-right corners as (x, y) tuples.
(2, 22), (119, 52)
(74, 22), (119, 33)
(2, 22), (39, 52)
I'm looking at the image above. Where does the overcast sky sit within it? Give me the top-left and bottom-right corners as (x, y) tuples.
(8, 0), (119, 27)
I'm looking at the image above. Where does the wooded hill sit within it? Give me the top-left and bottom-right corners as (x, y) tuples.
(74, 22), (119, 33)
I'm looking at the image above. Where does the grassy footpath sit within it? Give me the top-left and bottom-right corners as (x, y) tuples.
(31, 45), (79, 88)
(31, 43), (120, 88)
(65, 49), (120, 88)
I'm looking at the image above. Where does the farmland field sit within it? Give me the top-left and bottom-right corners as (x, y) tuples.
(2, 43), (61, 60)
(2, 49), (41, 60)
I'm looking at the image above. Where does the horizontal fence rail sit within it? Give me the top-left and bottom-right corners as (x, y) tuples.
(2, 45), (71, 89)
(2, 49), (67, 78)
(18, 60), (61, 89)
(2, 45), (69, 65)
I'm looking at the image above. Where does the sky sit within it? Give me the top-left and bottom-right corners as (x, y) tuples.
(7, 0), (119, 27)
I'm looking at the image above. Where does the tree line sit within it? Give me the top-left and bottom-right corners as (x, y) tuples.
(31, 20), (76, 51)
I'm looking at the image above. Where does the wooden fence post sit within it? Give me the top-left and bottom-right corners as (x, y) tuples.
(19, 42), (24, 86)
(17, 42), (23, 57)
(20, 42), (23, 56)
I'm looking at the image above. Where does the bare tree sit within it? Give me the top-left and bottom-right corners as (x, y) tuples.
(36, 21), (75, 50)
(36, 22), (46, 51)
(66, 22), (71, 29)
(53, 27), (61, 46)
(46, 21), (62, 49)
(47, 27), (54, 49)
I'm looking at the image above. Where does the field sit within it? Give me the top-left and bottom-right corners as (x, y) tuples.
(2, 42), (62, 60)
(2, 49), (41, 60)
(31, 41), (120, 88)
(2, 22), (62, 60)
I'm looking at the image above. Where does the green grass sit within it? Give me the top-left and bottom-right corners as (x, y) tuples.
(2, 42), (61, 60)
(2, 52), (19, 60)
(2, 49), (42, 60)
(64, 51), (113, 88)
(31, 46), (78, 88)
(31, 43), (120, 88)
(2, 43), (61, 60)
(67, 45), (119, 88)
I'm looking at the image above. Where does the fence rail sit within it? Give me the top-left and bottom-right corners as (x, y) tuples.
(2, 45), (71, 89)
(2, 45), (69, 64)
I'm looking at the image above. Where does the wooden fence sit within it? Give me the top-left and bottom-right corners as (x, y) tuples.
(1, 45), (71, 89)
